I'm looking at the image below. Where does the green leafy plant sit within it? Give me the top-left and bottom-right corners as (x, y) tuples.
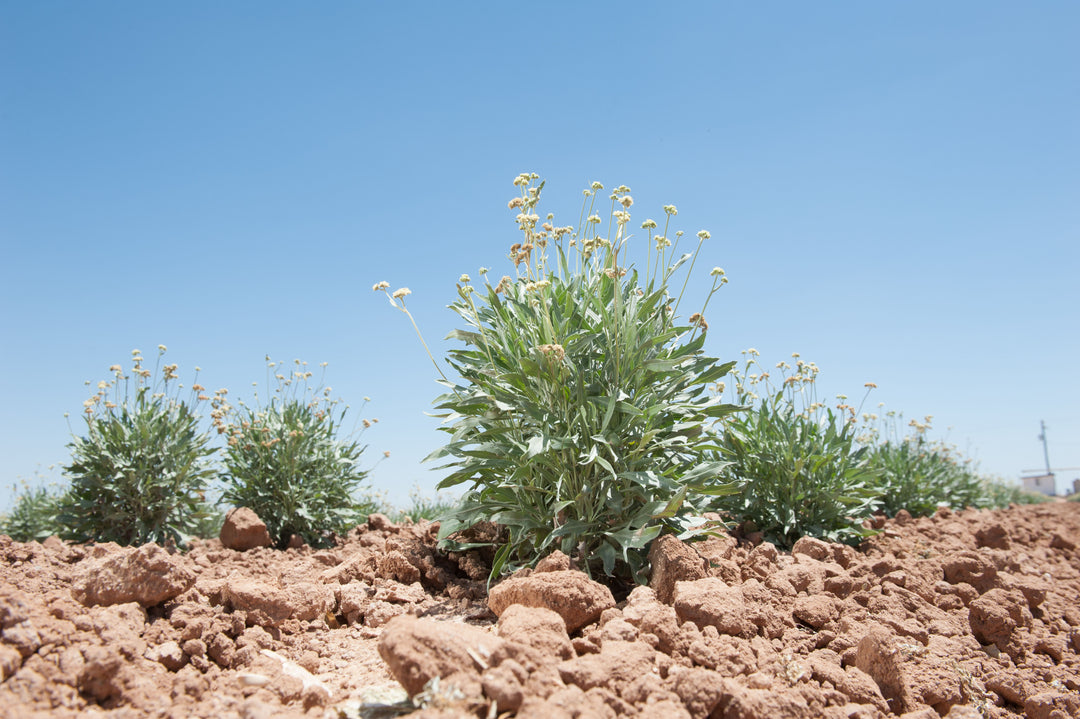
(0, 479), (67, 542)
(981, 476), (1053, 508)
(220, 358), (379, 548)
(379, 174), (739, 581)
(388, 485), (460, 523)
(860, 411), (993, 515)
(712, 352), (881, 547)
(57, 347), (221, 546)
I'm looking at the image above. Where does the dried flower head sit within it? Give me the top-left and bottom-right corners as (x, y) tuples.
(373, 280), (390, 292)
(538, 343), (566, 362)
(392, 287), (411, 299)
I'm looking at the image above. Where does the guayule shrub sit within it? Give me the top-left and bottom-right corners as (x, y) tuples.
(220, 359), (378, 548)
(58, 347), (220, 546)
(0, 480), (66, 542)
(712, 352), (882, 547)
(379, 175), (739, 581)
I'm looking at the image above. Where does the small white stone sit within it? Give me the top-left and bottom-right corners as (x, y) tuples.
(237, 673), (271, 687)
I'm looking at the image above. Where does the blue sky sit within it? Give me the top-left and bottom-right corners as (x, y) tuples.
(2, 2), (1078, 514)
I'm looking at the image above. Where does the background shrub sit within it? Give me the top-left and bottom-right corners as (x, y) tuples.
(220, 359), (378, 548)
(712, 353), (881, 547)
(981, 475), (1054, 508)
(382, 175), (739, 581)
(57, 347), (220, 546)
(861, 412), (1002, 515)
(0, 481), (66, 542)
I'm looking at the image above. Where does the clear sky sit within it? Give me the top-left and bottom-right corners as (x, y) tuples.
(2, 2), (1078, 514)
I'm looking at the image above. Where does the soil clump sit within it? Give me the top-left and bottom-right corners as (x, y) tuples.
(1, 502), (1078, 718)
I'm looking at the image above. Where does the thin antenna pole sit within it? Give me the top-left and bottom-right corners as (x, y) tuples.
(1038, 420), (1052, 475)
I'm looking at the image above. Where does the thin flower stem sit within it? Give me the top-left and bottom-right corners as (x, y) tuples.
(399, 301), (450, 385)
(673, 236), (705, 316)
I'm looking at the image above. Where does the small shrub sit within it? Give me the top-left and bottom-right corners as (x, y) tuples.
(189, 501), (228, 538)
(57, 347), (221, 546)
(0, 480), (67, 542)
(981, 476), (1053, 507)
(220, 358), (379, 548)
(861, 411), (990, 515)
(379, 175), (739, 581)
(712, 353), (881, 547)
(387, 485), (459, 523)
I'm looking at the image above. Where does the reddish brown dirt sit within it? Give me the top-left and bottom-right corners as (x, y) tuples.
(1, 502), (1078, 719)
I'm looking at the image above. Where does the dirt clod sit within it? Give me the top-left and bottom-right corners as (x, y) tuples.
(0, 503), (1078, 718)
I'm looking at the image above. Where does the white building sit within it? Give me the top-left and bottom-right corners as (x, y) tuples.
(1021, 473), (1056, 496)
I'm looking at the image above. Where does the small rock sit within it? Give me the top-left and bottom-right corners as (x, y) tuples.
(225, 579), (335, 626)
(482, 662), (525, 712)
(496, 604), (573, 660)
(377, 551), (422, 584)
(79, 645), (125, 702)
(722, 686), (813, 719)
(72, 543), (196, 607)
(377, 614), (504, 696)
(488, 570), (615, 632)
(974, 523), (1011, 550)
(940, 551), (997, 593)
(367, 513), (394, 532)
(673, 578), (753, 638)
(791, 536), (832, 561)
(220, 507), (273, 551)
(968, 588), (1031, 649)
(648, 534), (709, 604)
(985, 673), (1033, 706)
(670, 667), (730, 719)
(1025, 691), (1080, 719)
(854, 627), (915, 714)
(793, 595), (839, 629)
(557, 639), (655, 695)
(1049, 533), (1075, 551)
(534, 550), (571, 573)
(145, 640), (187, 671)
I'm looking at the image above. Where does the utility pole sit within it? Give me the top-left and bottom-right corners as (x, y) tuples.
(1038, 420), (1052, 475)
